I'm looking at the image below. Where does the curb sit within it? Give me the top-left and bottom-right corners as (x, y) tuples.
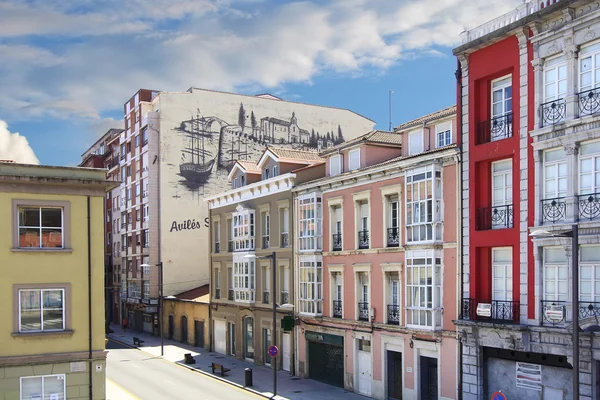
(106, 335), (273, 399)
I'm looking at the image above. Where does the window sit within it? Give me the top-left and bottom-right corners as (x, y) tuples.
(121, 168), (127, 182)
(143, 281), (150, 298)
(357, 201), (369, 249)
(142, 127), (148, 145)
(436, 125), (451, 148)
(143, 230), (149, 248)
(543, 247), (568, 302)
(264, 168), (271, 180)
(143, 205), (149, 221)
(136, 183), (141, 197)
(491, 75), (512, 119)
(20, 375), (65, 400)
(298, 256), (323, 315)
(280, 208), (289, 248)
(214, 221), (220, 252)
(126, 166), (131, 176)
(233, 255), (255, 302)
(406, 250), (441, 329)
(121, 144), (126, 157)
(492, 160), (512, 208)
(272, 165), (278, 177)
(348, 149), (360, 170)
(330, 154), (341, 176)
(244, 317), (254, 360)
(298, 194), (322, 251)
(18, 288), (65, 332)
(405, 166), (442, 242)
(579, 140), (600, 195)
(263, 328), (272, 365)
(544, 57), (567, 103)
(332, 206), (342, 251)
(387, 196), (400, 247)
(408, 130), (424, 155)
(135, 135), (140, 148)
(492, 248), (513, 302)
(215, 268), (221, 292)
(232, 208), (255, 251)
(17, 205), (65, 249)
(580, 246), (600, 303)
(579, 43), (600, 93)
(128, 281), (141, 298)
(543, 148), (567, 199)
(262, 212), (270, 249)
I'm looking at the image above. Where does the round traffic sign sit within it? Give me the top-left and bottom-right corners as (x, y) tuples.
(491, 391), (506, 400)
(268, 345), (279, 357)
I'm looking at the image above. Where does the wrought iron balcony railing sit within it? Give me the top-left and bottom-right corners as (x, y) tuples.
(358, 230), (369, 249)
(262, 236), (270, 249)
(578, 88), (600, 117)
(214, 242), (220, 253)
(387, 304), (400, 325)
(476, 112), (513, 144)
(228, 240), (233, 252)
(332, 233), (342, 251)
(476, 204), (513, 230)
(262, 290), (270, 304)
(228, 289), (234, 301)
(579, 302), (600, 319)
(540, 300), (567, 326)
(332, 300), (343, 318)
(280, 232), (289, 248)
(461, 298), (519, 323)
(281, 291), (289, 305)
(358, 302), (369, 321)
(540, 98), (566, 127)
(541, 197), (567, 224)
(387, 227), (400, 247)
(577, 193), (600, 221)
(215, 288), (221, 300)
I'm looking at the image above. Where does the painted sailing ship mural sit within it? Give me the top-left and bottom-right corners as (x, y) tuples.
(178, 111), (217, 184)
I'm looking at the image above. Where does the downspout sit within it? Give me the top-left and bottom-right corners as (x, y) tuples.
(455, 57), (464, 400)
(87, 196), (93, 400)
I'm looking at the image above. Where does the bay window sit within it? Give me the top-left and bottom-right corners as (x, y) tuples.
(298, 193), (322, 251)
(233, 254), (255, 302)
(405, 165), (442, 242)
(298, 256), (322, 315)
(406, 250), (441, 329)
(232, 207), (255, 251)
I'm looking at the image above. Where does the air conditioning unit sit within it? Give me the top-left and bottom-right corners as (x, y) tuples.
(476, 303), (492, 317)
(544, 305), (565, 322)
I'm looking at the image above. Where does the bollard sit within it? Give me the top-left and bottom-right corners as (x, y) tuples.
(244, 368), (253, 387)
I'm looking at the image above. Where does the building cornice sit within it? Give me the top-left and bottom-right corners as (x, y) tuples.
(205, 173), (296, 209)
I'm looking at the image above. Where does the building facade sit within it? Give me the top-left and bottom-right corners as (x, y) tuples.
(455, 1), (600, 399)
(0, 162), (114, 400)
(293, 107), (460, 400)
(205, 148), (324, 371)
(163, 285), (210, 349)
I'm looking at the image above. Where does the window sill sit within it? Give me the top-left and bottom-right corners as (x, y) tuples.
(11, 248), (73, 253)
(12, 330), (74, 338)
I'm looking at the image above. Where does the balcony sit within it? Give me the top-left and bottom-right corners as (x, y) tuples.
(214, 242), (220, 254)
(476, 204), (513, 230)
(332, 300), (343, 318)
(280, 232), (289, 248)
(121, 222), (127, 229)
(358, 230), (369, 250)
(577, 88), (600, 117)
(262, 290), (270, 304)
(540, 99), (566, 127)
(387, 305), (400, 325)
(476, 113), (513, 144)
(541, 300), (600, 327)
(541, 197), (567, 224)
(228, 241), (233, 252)
(578, 193), (600, 221)
(262, 236), (270, 249)
(461, 298), (519, 323)
(332, 233), (342, 251)
(387, 227), (400, 247)
(215, 288), (221, 300)
(228, 289), (234, 301)
(281, 291), (289, 305)
(358, 302), (369, 321)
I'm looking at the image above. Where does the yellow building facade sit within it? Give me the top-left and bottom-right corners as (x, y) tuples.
(0, 163), (115, 400)
(163, 285), (210, 349)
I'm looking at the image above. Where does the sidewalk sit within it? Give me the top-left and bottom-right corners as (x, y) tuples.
(106, 324), (366, 400)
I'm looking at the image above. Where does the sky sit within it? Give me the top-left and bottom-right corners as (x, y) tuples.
(0, 0), (522, 166)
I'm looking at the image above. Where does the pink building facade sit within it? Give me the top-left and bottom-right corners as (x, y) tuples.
(293, 107), (460, 400)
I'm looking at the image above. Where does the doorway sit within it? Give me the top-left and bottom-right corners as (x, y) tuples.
(419, 356), (438, 400)
(194, 320), (205, 348)
(387, 350), (402, 399)
(357, 339), (372, 396)
(282, 333), (291, 371)
(181, 316), (188, 344)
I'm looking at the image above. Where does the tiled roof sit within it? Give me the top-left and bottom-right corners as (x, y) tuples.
(173, 284), (210, 302)
(236, 160), (261, 174)
(319, 130), (402, 155)
(394, 105), (456, 131)
(268, 147), (325, 163)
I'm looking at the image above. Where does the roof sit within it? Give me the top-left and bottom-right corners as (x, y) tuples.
(319, 130), (402, 156)
(171, 284), (210, 303)
(236, 160), (261, 174)
(394, 105), (456, 131)
(268, 147), (325, 163)
(261, 117), (291, 126)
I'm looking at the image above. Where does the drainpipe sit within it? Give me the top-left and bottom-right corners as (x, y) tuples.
(87, 196), (93, 400)
(455, 57), (464, 400)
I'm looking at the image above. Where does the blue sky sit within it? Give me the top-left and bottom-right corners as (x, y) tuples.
(0, 0), (521, 166)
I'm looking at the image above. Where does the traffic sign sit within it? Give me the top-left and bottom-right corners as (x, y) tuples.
(268, 345), (279, 357)
(491, 391), (506, 400)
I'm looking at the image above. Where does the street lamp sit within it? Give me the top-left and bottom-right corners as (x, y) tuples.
(140, 262), (164, 357)
(244, 252), (277, 398)
(530, 224), (579, 399)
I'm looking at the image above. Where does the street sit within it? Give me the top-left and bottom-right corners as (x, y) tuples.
(106, 339), (261, 400)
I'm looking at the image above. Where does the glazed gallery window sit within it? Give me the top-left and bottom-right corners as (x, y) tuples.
(18, 207), (63, 248)
(405, 165), (442, 243)
(233, 255), (255, 302)
(244, 317), (254, 360)
(21, 375), (65, 400)
(406, 250), (441, 329)
(298, 256), (323, 315)
(19, 289), (64, 332)
(298, 194), (322, 251)
(232, 209), (255, 251)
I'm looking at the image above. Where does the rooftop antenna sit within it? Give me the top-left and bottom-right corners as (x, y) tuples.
(388, 90), (394, 131)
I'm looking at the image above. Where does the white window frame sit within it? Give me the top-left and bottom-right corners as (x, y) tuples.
(405, 165), (442, 243)
(348, 148), (361, 170)
(492, 247), (513, 302)
(329, 154), (341, 176)
(491, 75), (513, 119)
(20, 374), (66, 400)
(491, 160), (513, 229)
(543, 56), (567, 103)
(18, 288), (65, 332)
(543, 247), (568, 302)
(580, 245), (600, 303)
(298, 193), (322, 252)
(17, 206), (64, 249)
(232, 208), (255, 251)
(408, 130), (424, 156)
(543, 148), (568, 199)
(233, 254), (255, 302)
(298, 255), (323, 316)
(579, 42), (600, 93)
(143, 281), (150, 297)
(405, 250), (442, 330)
(579, 140), (600, 196)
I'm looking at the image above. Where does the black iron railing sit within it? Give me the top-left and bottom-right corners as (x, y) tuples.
(228, 289), (234, 301)
(214, 242), (220, 253)
(262, 236), (270, 249)
(461, 298), (519, 323)
(332, 233), (342, 251)
(541, 197), (567, 224)
(476, 205), (513, 230)
(262, 291), (270, 304)
(579, 302), (600, 319)
(578, 88), (600, 117)
(280, 232), (289, 248)
(332, 300), (343, 318)
(358, 230), (369, 249)
(228, 240), (233, 252)
(540, 300), (567, 326)
(281, 291), (289, 305)
(358, 302), (369, 321)
(387, 305), (400, 325)
(540, 99), (566, 127)
(215, 288), (221, 300)
(477, 113), (513, 144)
(577, 193), (600, 221)
(387, 227), (400, 247)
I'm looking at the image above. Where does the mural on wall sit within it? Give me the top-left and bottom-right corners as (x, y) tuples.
(172, 103), (346, 194)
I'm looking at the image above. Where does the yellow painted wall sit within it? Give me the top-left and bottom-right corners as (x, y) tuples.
(0, 192), (106, 357)
(163, 299), (209, 348)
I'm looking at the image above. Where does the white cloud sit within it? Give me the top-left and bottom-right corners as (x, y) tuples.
(0, 120), (40, 164)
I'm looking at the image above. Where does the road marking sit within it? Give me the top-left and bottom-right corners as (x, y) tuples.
(164, 379), (175, 385)
(106, 378), (140, 400)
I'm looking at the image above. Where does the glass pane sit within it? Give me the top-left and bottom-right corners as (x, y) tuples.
(558, 65), (567, 80)
(581, 57), (592, 72)
(42, 228), (63, 248)
(581, 246), (600, 262)
(19, 227), (40, 248)
(581, 281), (592, 295)
(21, 377), (43, 400)
(20, 208), (40, 226)
(493, 103), (502, 116)
(44, 375), (65, 400)
(582, 71), (592, 87)
(546, 247), (567, 263)
(43, 290), (64, 330)
(20, 290), (41, 331)
(581, 265), (592, 279)
(558, 80), (567, 96)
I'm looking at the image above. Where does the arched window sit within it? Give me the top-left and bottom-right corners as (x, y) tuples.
(243, 316), (254, 360)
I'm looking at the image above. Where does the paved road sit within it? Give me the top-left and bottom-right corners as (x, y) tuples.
(106, 339), (261, 400)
